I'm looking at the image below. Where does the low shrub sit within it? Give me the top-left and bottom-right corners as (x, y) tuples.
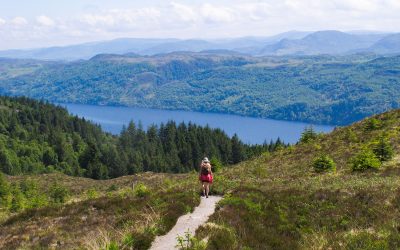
(351, 150), (381, 171)
(49, 182), (69, 203)
(364, 118), (382, 131)
(210, 157), (223, 173)
(134, 183), (150, 198)
(312, 155), (336, 173)
(86, 188), (99, 199)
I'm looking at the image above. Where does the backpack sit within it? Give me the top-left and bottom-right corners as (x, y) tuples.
(201, 165), (210, 175)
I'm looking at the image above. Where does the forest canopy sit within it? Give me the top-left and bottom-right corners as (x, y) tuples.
(0, 96), (282, 179)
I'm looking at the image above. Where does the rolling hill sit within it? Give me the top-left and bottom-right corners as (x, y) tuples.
(0, 53), (399, 125)
(258, 30), (387, 55)
(367, 33), (400, 54)
(1, 106), (400, 249)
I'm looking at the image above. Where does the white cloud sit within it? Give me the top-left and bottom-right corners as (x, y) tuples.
(36, 15), (56, 27)
(80, 7), (161, 32)
(170, 2), (198, 22)
(1, 0), (400, 50)
(200, 3), (234, 23)
(10, 16), (28, 26)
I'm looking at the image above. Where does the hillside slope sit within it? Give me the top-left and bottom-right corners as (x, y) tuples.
(0, 96), (266, 179)
(0, 172), (200, 249)
(1, 54), (399, 125)
(259, 31), (385, 55)
(2, 109), (400, 249)
(196, 109), (400, 249)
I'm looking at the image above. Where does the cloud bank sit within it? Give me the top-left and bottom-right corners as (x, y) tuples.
(0, 0), (399, 50)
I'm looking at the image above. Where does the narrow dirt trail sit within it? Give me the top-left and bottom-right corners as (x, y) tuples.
(150, 195), (222, 250)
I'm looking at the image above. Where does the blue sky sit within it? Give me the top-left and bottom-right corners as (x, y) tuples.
(0, 0), (399, 50)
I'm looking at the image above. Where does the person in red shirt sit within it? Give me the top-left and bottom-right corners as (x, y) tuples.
(199, 157), (213, 198)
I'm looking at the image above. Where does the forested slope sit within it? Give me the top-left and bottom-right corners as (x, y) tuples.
(0, 53), (399, 125)
(0, 96), (274, 179)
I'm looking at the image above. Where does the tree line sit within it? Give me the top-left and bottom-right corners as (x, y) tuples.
(0, 96), (285, 179)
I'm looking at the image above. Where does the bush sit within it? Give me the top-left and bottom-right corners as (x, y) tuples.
(49, 182), (69, 203)
(210, 157), (223, 173)
(0, 172), (11, 208)
(351, 150), (381, 171)
(134, 183), (150, 198)
(312, 155), (336, 173)
(364, 118), (382, 131)
(10, 184), (25, 212)
(86, 188), (99, 199)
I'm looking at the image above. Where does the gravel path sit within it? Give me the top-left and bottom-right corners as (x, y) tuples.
(150, 195), (222, 250)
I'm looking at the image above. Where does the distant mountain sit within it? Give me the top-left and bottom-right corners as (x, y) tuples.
(137, 39), (221, 55)
(365, 33), (400, 54)
(0, 38), (178, 61)
(2, 30), (397, 61)
(258, 30), (388, 55)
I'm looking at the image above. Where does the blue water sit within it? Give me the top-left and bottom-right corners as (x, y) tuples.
(60, 103), (335, 145)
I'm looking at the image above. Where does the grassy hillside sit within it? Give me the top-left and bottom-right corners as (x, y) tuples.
(195, 109), (400, 249)
(2, 109), (400, 249)
(0, 53), (399, 125)
(0, 172), (200, 249)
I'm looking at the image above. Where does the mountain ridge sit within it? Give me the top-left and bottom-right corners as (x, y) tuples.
(0, 30), (397, 61)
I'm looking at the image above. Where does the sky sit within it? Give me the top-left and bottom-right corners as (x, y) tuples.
(0, 0), (399, 50)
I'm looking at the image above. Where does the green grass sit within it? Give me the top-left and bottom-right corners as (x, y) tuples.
(2, 109), (400, 249)
(0, 172), (200, 249)
(193, 109), (400, 249)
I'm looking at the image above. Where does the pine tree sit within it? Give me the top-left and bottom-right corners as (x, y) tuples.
(231, 134), (245, 164)
(372, 136), (394, 162)
(0, 172), (11, 208)
(10, 184), (25, 212)
(300, 126), (318, 143)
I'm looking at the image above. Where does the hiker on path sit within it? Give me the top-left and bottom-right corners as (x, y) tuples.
(199, 157), (213, 198)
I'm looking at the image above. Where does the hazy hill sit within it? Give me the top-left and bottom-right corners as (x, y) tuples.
(0, 38), (179, 61)
(258, 30), (387, 55)
(366, 33), (400, 54)
(0, 31), (397, 61)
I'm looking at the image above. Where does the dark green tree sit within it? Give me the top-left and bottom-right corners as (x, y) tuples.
(231, 134), (245, 164)
(372, 136), (394, 162)
(300, 126), (318, 143)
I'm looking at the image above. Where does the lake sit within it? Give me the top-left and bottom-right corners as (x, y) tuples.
(60, 103), (335, 145)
